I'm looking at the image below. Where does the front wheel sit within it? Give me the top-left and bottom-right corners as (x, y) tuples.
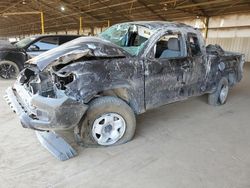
(208, 77), (229, 106)
(74, 96), (136, 147)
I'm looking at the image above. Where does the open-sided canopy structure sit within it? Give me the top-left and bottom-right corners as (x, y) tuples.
(0, 0), (250, 36)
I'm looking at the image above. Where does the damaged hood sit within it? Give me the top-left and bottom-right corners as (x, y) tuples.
(0, 40), (17, 51)
(27, 36), (130, 71)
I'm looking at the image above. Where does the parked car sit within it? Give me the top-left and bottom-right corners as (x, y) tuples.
(0, 35), (80, 79)
(5, 21), (245, 147)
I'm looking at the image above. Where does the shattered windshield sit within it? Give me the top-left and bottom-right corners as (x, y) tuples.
(99, 23), (155, 56)
(15, 36), (37, 48)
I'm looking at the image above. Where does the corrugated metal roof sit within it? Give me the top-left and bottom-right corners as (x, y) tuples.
(0, 0), (250, 36)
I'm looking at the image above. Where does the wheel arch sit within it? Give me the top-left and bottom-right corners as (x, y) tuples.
(86, 86), (143, 115)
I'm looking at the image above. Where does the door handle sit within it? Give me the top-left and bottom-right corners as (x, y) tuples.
(182, 65), (189, 68)
(181, 65), (190, 70)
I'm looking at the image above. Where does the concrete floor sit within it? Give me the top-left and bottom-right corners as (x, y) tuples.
(0, 63), (250, 188)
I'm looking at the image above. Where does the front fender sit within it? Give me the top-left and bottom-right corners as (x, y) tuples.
(53, 58), (145, 114)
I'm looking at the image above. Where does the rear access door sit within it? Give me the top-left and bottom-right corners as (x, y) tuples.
(185, 32), (207, 95)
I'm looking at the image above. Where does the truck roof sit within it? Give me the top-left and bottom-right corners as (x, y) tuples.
(122, 21), (196, 31)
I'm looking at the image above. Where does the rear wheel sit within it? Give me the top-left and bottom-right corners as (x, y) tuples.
(208, 77), (229, 106)
(74, 96), (136, 147)
(0, 60), (20, 79)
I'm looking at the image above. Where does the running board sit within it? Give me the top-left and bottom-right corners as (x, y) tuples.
(35, 131), (77, 161)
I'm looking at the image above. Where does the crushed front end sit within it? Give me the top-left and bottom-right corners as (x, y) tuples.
(5, 65), (87, 131)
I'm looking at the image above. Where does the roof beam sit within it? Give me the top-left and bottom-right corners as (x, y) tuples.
(214, 0), (242, 15)
(83, 0), (137, 13)
(0, 1), (41, 27)
(188, 0), (207, 16)
(39, 0), (78, 22)
(97, 0), (132, 21)
(59, 0), (101, 21)
(0, 0), (23, 14)
(176, 0), (233, 9)
(137, 0), (166, 21)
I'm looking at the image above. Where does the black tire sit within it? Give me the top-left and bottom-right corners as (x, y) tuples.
(208, 77), (229, 106)
(0, 60), (20, 80)
(74, 96), (136, 147)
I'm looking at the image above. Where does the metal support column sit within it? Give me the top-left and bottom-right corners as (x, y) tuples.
(79, 16), (83, 34)
(40, 12), (45, 34)
(204, 17), (209, 39)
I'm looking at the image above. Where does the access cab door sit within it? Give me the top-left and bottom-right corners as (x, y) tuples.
(185, 32), (207, 95)
(144, 29), (201, 110)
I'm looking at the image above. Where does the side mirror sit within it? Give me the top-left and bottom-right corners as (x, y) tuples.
(28, 44), (40, 51)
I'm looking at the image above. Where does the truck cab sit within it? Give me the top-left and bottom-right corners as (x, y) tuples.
(142, 26), (207, 109)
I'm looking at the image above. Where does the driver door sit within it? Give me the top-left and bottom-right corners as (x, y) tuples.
(145, 31), (193, 109)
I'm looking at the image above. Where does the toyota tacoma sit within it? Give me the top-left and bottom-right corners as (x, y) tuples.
(5, 21), (245, 147)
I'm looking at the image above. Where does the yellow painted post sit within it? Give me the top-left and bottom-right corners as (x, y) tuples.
(107, 20), (110, 27)
(204, 17), (209, 39)
(79, 16), (83, 34)
(40, 12), (45, 34)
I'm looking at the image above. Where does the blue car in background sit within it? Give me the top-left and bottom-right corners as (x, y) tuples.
(0, 35), (80, 79)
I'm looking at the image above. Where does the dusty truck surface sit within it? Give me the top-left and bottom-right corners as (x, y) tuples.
(5, 21), (245, 149)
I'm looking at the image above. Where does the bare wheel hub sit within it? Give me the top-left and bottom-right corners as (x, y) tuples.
(104, 124), (113, 133)
(92, 113), (126, 146)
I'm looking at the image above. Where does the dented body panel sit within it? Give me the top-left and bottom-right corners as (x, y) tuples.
(5, 21), (245, 131)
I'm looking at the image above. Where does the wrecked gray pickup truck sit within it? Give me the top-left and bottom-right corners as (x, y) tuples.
(5, 21), (245, 148)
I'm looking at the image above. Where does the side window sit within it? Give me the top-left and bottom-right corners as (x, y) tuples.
(187, 33), (201, 56)
(29, 37), (59, 51)
(154, 33), (183, 59)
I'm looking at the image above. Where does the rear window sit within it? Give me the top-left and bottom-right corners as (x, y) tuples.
(187, 33), (201, 56)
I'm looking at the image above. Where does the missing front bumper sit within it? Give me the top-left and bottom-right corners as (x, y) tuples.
(5, 86), (88, 131)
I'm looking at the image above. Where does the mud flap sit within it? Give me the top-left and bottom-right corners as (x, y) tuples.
(35, 131), (77, 161)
